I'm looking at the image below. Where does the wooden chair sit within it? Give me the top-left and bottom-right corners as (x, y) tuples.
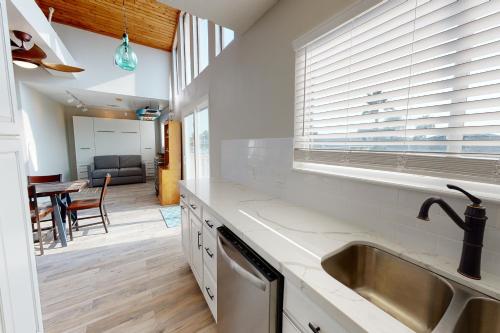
(28, 185), (55, 255)
(27, 174), (62, 241)
(66, 174), (111, 240)
(28, 174), (62, 184)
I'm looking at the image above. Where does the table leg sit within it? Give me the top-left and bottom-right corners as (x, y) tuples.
(50, 194), (67, 247)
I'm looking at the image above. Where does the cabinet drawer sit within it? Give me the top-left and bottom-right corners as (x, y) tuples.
(189, 196), (202, 219)
(203, 228), (217, 279)
(283, 313), (301, 333)
(202, 208), (222, 237)
(179, 188), (188, 202)
(203, 269), (217, 321)
(284, 281), (348, 333)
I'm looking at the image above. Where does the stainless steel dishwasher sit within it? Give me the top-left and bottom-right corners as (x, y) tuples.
(217, 226), (283, 333)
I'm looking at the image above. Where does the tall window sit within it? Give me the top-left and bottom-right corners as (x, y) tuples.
(183, 13), (192, 86)
(197, 17), (209, 73)
(215, 24), (234, 56)
(172, 40), (178, 94)
(222, 27), (234, 49)
(192, 15), (199, 78)
(183, 102), (210, 180)
(195, 106), (210, 178)
(294, 0), (500, 183)
(183, 113), (196, 180)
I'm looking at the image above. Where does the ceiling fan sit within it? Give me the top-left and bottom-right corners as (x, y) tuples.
(10, 30), (84, 73)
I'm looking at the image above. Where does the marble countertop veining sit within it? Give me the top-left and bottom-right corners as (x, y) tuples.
(180, 179), (500, 333)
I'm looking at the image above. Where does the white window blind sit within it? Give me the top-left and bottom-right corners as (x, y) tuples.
(294, 0), (500, 183)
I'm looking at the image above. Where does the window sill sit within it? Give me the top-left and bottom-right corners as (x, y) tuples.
(293, 161), (500, 204)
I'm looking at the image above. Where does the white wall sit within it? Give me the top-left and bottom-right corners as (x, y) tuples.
(18, 84), (71, 180)
(14, 23), (171, 101)
(175, 0), (500, 278)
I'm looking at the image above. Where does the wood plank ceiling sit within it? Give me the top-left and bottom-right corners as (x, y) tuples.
(35, 0), (180, 51)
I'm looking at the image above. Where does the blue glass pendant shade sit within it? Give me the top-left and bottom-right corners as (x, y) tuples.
(114, 33), (138, 71)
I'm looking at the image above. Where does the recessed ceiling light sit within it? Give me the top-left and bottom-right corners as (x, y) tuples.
(13, 60), (39, 69)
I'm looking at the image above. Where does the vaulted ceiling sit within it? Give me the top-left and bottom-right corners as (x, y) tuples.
(35, 0), (179, 51)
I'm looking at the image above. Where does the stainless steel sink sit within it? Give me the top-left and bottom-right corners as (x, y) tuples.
(453, 298), (500, 333)
(321, 244), (453, 333)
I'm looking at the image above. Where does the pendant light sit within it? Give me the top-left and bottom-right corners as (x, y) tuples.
(114, 0), (138, 71)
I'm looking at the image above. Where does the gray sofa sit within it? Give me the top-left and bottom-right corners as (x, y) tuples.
(88, 155), (146, 187)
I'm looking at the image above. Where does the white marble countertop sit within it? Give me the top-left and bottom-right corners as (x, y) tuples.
(180, 179), (500, 333)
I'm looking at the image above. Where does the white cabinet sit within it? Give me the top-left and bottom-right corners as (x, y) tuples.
(94, 118), (140, 156)
(181, 186), (218, 322)
(0, 1), (43, 331)
(190, 213), (204, 288)
(73, 117), (156, 177)
(73, 116), (95, 179)
(283, 314), (301, 333)
(140, 121), (155, 176)
(284, 281), (348, 333)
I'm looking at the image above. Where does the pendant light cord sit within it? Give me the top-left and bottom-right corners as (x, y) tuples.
(122, 0), (128, 35)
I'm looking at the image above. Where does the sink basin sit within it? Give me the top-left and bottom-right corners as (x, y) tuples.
(453, 298), (500, 333)
(321, 244), (453, 333)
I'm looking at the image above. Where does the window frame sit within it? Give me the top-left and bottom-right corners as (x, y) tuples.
(182, 99), (210, 180)
(292, 0), (500, 191)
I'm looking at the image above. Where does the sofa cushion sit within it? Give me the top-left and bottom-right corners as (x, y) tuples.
(119, 155), (142, 168)
(118, 167), (143, 177)
(94, 155), (119, 169)
(93, 168), (119, 178)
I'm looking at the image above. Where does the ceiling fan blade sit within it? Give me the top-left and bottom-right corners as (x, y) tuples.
(41, 61), (85, 73)
(12, 44), (47, 60)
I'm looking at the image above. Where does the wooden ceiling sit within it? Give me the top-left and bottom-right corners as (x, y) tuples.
(35, 0), (179, 51)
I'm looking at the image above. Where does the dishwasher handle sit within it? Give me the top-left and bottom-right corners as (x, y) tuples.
(217, 236), (267, 292)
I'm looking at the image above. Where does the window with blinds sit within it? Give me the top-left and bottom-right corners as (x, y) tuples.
(294, 0), (500, 184)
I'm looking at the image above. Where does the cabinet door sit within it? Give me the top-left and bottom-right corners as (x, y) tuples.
(190, 215), (203, 287)
(180, 202), (190, 262)
(94, 131), (118, 156)
(73, 116), (95, 177)
(0, 141), (43, 332)
(0, 1), (42, 331)
(0, 0), (19, 136)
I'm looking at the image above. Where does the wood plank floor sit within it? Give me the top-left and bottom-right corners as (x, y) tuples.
(35, 181), (216, 333)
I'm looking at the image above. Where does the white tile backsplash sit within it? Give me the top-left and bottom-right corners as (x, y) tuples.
(220, 137), (500, 276)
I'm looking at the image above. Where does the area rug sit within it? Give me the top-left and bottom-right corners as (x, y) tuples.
(160, 206), (181, 228)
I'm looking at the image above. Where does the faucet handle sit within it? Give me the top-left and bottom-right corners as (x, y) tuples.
(447, 184), (481, 205)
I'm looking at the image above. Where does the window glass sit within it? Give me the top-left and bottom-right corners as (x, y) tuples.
(183, 114), (196, 180)
(192, 15), (198, 78)
(294, 0), (500, 182)
(195, 107), (210, 178)
(198, 18), (209, 73)
(183, 14), (191, 86)
(215, 24), (221, 56)
(222, 27), (234, 49)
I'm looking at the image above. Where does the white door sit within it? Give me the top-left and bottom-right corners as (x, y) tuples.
(0, 0), (43, 331)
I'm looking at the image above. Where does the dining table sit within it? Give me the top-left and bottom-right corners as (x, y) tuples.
(35, 180), (88, 247)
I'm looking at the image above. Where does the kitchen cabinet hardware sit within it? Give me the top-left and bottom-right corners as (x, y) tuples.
(205, 247), (214, 258)
(204, 219), (214, 228)
(205, 287), (214, 300)
(308, 322), (320, 332)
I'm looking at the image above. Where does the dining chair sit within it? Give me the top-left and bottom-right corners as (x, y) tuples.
(28, 185), (55, 255)
(27, 174), (62, 241)
(66, 174), (111, 240)
(27, 174), (62, 184)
